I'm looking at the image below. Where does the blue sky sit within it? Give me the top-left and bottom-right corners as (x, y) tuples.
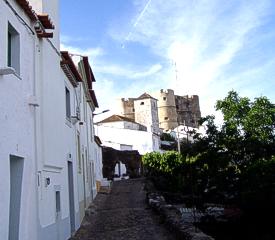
(60, 0), (275, 118)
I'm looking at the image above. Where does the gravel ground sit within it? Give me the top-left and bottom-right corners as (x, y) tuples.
(69, 178), (175, 240)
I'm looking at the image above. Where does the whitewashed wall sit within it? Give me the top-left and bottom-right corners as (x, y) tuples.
(1, 1), (102, 240)
(0, 1), (39, 239)
(96, 123), (160, 155)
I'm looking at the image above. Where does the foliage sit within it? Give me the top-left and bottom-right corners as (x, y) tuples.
(144, 91), (275, 211)
(142, 151), (183, 174)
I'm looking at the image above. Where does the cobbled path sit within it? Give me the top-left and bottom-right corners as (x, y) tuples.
(70, 178), (175, 240)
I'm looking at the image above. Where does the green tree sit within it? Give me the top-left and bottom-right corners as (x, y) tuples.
(189, 91), (275, 204)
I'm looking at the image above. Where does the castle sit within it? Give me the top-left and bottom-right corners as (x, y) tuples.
(117, 89), (201, 131)
(117, 93), (160, 135)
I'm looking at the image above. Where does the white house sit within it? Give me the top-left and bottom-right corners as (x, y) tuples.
(0, 1), (103, 240)
(0, 1), (39, 239)
(95, 115), (160, 155)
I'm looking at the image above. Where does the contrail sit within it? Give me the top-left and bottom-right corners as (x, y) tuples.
(122, 0), (152, 48)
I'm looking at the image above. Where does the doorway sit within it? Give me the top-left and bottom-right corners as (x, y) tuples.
(9, 155), (24, 240)
(67, 161), (75, 234)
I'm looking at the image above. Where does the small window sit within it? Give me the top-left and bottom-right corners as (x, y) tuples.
(77, 133), (81, 173)
(65, 87), (71, 120)
(164, 117), (169, 120)
(132, 108), (135, 112)
(83, 95), (87, 122)
(85, 149), (89, 182)
(140, 102), (144, 105)
(90, 118), (93, 141)
(176, 105), (179, 109)
(7, 23), (20, 75)
(55, 191), (61, 213)
(163, 97), (167, 101)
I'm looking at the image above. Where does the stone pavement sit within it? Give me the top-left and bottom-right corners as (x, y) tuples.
(70, 178), (175, 240)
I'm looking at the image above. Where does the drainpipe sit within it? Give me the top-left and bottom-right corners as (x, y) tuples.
(31, 31), (40, 240)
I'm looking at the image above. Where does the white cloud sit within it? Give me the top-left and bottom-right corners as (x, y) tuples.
(61, 0), (275, 118)
(60, 43), (104, 60)
(114, 0), (274, 116)
(94, 63), (162, 79)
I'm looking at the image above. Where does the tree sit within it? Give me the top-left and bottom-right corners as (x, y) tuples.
(215, 90), (275, 167)
(190, 90), (275, 205)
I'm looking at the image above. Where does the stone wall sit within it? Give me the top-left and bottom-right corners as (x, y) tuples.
(117, 98), (136, 120)
(175, 95), (201, 128)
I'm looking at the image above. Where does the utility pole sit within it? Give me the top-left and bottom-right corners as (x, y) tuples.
(177, 125), (181, 154)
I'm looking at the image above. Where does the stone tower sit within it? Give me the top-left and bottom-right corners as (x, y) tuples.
(134, 93), (159, 135)
(175, 95), (201, 128)
(157, 89), (178, 130)
(116, 98), (136, 120)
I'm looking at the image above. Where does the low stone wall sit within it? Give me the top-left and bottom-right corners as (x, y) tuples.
(147, 192), (214, 240)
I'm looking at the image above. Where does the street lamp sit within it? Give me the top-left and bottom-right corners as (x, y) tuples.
(93, 109), (110, 116)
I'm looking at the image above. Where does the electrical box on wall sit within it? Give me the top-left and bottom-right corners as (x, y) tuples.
(67, 153), (72, 161)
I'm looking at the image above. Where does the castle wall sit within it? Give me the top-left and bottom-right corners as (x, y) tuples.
(116, 98), (135, 120)
(175, 95), (201, 128)
(157, 89), (178, 130)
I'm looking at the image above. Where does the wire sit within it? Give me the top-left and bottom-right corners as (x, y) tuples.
(4, 0), (61, 58)
(3, 0), (35, 35)
(46, 38), (61, 56)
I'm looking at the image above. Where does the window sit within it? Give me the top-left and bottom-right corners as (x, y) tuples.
(90, 118), (93, 142)
(83, 94), (87, 122)
(164, 117), (169, 120)
(85, 149), (89, 182)
(77, 133), (81, 173)
(65, 87), (71, 120)
(7, 23), (20, 74)
(132, 108), (135, 112)
(55, 191), (61, 213)
(163, 97), (167, 101)
(140, 102), (144, 105)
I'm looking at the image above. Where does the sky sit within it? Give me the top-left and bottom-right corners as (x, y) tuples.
(60, 0), (275, 120)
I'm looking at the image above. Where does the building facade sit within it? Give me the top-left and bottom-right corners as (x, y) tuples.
(96, 115), (160, 155)
(0, 1), (103, 240)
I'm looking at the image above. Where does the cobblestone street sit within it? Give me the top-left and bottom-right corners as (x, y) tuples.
(70, 178), (175, 240)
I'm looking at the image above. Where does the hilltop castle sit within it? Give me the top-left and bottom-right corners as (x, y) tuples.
(156, 89), (201, 130)
(117, 89), (201, 131)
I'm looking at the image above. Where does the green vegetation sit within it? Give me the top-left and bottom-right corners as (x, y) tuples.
(143, 90), (275, 211)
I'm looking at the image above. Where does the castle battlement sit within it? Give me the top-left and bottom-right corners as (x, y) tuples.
(117, 89), (201, 131)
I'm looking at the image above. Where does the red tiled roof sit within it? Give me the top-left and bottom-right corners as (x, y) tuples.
(83, 57), (92, 89)
(81, 57), (98, 108)
(98, 115), (137, 124)
(37, 14), (55, 29)
(60, 51), (82, 86)
(15, 0), (54, 38)
(89, 90), (99, 108)
(16, 0), (37, 21)
(94, 136), (102, 146)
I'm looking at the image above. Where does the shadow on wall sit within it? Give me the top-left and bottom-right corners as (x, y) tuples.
(102, 146), (142, 180)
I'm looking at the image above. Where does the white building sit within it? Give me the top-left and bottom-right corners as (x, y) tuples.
(96, 115), (160, 155)
(0, 1), (103, 240)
